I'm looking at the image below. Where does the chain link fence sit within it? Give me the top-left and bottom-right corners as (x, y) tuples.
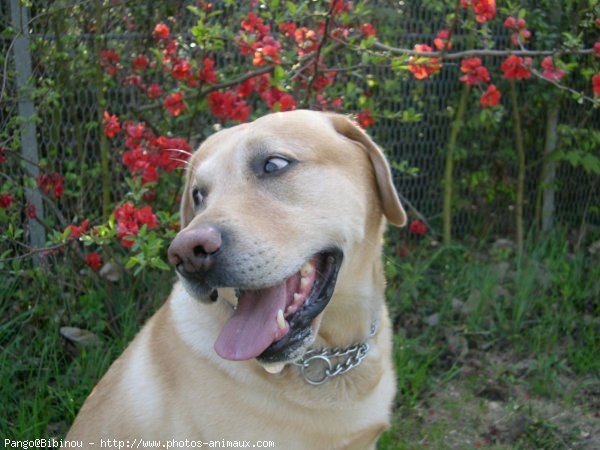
(2, 0), (599, 253)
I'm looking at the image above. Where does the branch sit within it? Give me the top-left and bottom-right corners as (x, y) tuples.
(372, 41), (595, 60)
(529, 67), (599, 104)
(0, 242), (66, 262)
(134, 65), (274, 113)
(301, 1), (336, 108)
(200, 65), (274, 95)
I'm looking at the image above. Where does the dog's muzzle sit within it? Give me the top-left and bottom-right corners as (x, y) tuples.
(167, 226), (343, 363)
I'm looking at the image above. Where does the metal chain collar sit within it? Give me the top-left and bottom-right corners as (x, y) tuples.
(292, 321), (377, 385)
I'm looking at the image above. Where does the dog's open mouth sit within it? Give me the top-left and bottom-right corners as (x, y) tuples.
(214, 249), (342, 363)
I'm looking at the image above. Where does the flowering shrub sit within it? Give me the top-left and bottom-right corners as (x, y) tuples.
(395, 1), (598, 110)
(1, 0), (598, 285)
(1, 0), (389, 280)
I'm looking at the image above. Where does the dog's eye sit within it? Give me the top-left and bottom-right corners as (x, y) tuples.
(264, 157), (290, 174)
(191, 188), (204, 207)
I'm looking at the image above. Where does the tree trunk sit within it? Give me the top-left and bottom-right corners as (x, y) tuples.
(442, 83), (470, 245)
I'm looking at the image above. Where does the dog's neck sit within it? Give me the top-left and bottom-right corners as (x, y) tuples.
(317, 236), (387, 346)
(292, 318), (379, 385)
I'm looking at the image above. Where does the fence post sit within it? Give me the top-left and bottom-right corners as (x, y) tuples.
(10, 0), (46, 257)
(541, 104), (559, 233)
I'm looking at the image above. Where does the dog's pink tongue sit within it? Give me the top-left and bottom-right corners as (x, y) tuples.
(214, 283), (288, 361)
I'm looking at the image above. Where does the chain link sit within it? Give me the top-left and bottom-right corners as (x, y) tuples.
(292, 322), (377, 385)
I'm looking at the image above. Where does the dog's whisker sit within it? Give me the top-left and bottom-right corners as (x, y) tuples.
(170, 157), (193, 167)
(164, 148), (193, 157)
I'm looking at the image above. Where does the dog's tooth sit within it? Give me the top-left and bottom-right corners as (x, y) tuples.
(293, 293), (303, 304)
(300, 277), (309, 289)
(263, 362), (286, 374)
(286, 304), (298, 316)
(277, 309), (286, 330)
(300, 262), (313, 277)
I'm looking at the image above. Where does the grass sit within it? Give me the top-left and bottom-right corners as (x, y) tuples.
(1, 231), (599, 448)
(379, 231), (600, 448)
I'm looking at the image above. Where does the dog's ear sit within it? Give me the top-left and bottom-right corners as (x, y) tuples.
(328, 114), (407, 227)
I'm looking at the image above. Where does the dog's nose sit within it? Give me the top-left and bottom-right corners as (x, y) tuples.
(168, 225), (222, 273)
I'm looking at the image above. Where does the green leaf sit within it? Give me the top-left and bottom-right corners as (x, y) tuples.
(125, 256), (140, 270)
(271, 65), (286, 85)
(286, 1), (297, 15)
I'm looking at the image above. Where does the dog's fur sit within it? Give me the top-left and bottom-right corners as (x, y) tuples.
(65, 110), (406, 449)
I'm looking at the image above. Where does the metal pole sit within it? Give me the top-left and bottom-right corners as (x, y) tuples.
(10, 0), (46, 256)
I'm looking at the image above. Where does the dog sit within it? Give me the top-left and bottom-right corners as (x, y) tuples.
(65, 110), (406, 449)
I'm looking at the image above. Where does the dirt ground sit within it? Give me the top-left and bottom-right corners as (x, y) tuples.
(393, 351), (600, 449)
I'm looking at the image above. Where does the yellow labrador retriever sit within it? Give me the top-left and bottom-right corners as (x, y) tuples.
(65, 110), (406, 449)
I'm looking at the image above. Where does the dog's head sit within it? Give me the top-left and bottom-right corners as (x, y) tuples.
(168, 110), (405, 364)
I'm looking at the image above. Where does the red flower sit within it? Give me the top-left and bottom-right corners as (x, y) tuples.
(278, 21), (297, 37)
(102, 111), (120, 138)
(252, 36), (282, 66)
(147, 83), (161, 99)
(0, 147), (5, 164)
(503, 16), (517, 28)
(68, 219), (90, 239)
(153, 23), (170, 39)
(163, 39), (178, 59)
(0, 193), (13, 208)
(25, 203), (36, 219)
(135, 205), (159, 229)
(331, 97), (344, 110)
(199, 57), (218, 83)
(330, 0), (352, 16)
(504, 16), (531, 46)
(141, 165), (159, 184)
(85, 253), (102, 271)
(132, 55), (149, 72)
(310, 73), (334, 94)
(510, 29), (531, 46)
(501, 55), (531, 80)
(207, 91), (251, 123)
(593, 74), (600, 96)
(100, 49), (121, 76)
(459, 58), (490, 85)
(360, 23), (376, 38)
(164, 92), (186, 117)
(471, 0), (496, 23)
(433, 29), (452, 51)
(356, 109), (375, 128)
(409, 219), (428, 235)
(241, 12), (270, 36)
(594, 42), (600, 58)
(114, 202), (158, 248)
(122, 75), (143, 88)
(408, 44), (441, 79)
(172, 59), (192, 81)
(154, 136), (192, 171)
(36, 173), (64, 199)
(541, 57), (565, 81)
(480, 84), (501, 108)
(277, 94), (296, 112)
(294, 27), (319, 56)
